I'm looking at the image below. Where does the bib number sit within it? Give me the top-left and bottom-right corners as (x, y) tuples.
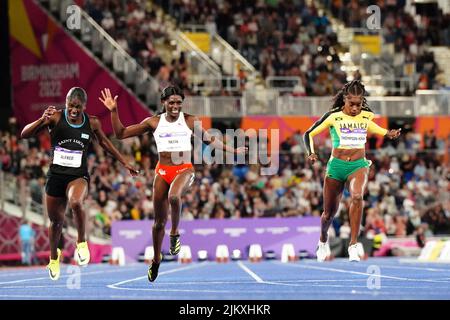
(53, 146), (83, 168)
(340, 129), (367, 147)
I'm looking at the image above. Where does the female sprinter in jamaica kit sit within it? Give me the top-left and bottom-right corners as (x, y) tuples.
(303, 80), (401, 262)
(21, 87), (138, 280)
(99, 86), (246, 282)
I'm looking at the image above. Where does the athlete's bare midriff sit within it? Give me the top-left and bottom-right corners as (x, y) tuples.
(332, 148), (365, 162)
(158, 151), (192, 166)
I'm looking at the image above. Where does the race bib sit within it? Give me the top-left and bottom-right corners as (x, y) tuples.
(340, 128), (367, 147)
(53, 146), (83, 168)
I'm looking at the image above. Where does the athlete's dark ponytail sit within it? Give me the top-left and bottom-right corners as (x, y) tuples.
(160, 85), (185, 102)
(331, 80), (371, 111)
(66, 87), (87, 104)
(158, 85), (185, 114)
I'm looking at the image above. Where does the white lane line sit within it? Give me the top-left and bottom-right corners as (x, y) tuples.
(1, 285), (70, 289)
(0, 265), (143, 285)
(109, 287), (271, 293)
(323, 261), (450, 272)
(398, 258), (450, 265)
(369, 265), (450, 272)
(0, 295), (79, 299)
(272, 261), (450, 283)
(237, 261), (264, 283)
(107, 262), (208, 289)
(0, 270), (46, 278)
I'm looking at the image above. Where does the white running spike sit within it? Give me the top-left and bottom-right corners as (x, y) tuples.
(356, 242), (365, 259)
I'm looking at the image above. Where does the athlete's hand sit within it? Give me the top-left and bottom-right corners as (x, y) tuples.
(307, 153), (318, 164)
(125, 163), (139, 177)
(386, 128), (401, 140)
(41, 106), (56, 125)
(99, 88), (118, 111)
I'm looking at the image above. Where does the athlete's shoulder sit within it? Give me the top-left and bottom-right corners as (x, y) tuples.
(150, 114), (162, 121)
(326, 107), (342, 115)
(360, 108), (375, 120)
(87, 114), (99, 123)
(183, 112), (197, 120)
(147, 114), (161, 130)
(321, 108), (342, 121)
(86, 114), (101, 129)
(183, 113), (199, 128)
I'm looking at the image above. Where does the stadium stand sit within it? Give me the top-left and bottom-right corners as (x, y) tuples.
(1, 0), (448, 265)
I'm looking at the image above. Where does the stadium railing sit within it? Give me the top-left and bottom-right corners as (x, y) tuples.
(266, 77), (303, 92)
(211, 34), (258, 80)
(179, 24), (258, 80)
(168, 30), (222, 85)
(181, 90), (450, 117)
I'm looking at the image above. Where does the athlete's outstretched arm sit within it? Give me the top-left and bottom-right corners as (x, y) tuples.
(303, 112), (333, 163)
(99, 88), (153, 139)
(368, 120), (401, 139)
(187, 115), (247, 154)
(21, 106), (58, 139)
(89, 116), (139, 176)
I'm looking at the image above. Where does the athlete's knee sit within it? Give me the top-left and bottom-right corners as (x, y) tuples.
(49, 217), (64, 229)
(351, 193), (363, 202)
(153, 220), (167, 231)
(168, 194), (181, 207)
(69, 198), (83, 212)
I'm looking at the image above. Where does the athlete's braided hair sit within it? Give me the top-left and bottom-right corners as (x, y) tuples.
(331, 80), (372, 111)
(66, 87), (87, 104)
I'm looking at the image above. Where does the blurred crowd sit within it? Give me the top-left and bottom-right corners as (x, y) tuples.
(159, 0), (346, 96)
(85, 0), (192, 93)
(83, 0), (449, 96)
(1, 120), (449, 240)
(321, 0), (449, 91)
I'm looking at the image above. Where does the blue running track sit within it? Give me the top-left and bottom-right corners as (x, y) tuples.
(0, 258), (449, 300)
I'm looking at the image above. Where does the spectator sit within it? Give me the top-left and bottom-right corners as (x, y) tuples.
(19, 219), (35, 265)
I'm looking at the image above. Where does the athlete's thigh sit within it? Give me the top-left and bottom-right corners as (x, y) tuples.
(46, 194), (67, 221)
(323, 176), (345, 214)
(347, 167), (369, 196)
(153, 174), (170, 209)
(168, 169), (195, 197)
(66, 178), (89, 202)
